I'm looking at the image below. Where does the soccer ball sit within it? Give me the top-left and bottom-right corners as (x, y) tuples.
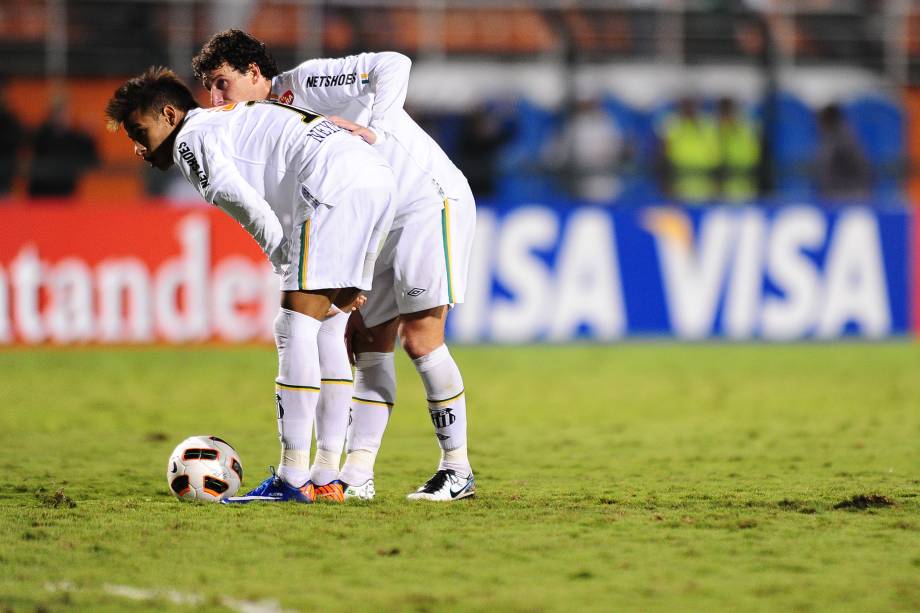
(166, 435), (243, 502)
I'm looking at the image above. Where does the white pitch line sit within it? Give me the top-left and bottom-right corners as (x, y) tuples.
(46, 581), (295, 613)
(104, 584), (203, 606)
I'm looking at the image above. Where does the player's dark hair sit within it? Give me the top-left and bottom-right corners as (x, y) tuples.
(105, 66), (200, 131)
(191, 29), (279, 87)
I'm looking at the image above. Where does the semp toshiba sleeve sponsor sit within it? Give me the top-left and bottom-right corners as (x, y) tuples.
(177, 141), (210, 190)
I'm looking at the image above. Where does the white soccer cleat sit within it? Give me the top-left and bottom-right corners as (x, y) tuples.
(407, 469), (475, 501)
(343, 478), (376, 500)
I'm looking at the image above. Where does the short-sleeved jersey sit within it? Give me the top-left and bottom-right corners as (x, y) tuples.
(173, 101), (390, 268)
(269, 52), (470, 226)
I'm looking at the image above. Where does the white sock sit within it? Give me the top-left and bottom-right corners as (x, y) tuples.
(312, 310), (352, 485)
(273, 308), (322, 487)
(311, 448), (341, 486)
(340, 352), (395, 486)
(413, 344), (470, 476)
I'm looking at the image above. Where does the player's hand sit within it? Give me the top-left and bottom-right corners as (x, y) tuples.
(328, 115), (377, 145)
(342, 293), (367, 312)
(345, 309), (373, 365)
(323, 294), (366, 320)
(269, 239), (290, 275)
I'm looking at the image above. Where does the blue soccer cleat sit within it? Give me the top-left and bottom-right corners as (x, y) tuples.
(221, 466), (314, 504)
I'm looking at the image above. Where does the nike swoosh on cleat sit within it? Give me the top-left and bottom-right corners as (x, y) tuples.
(450, 483), (473, 498)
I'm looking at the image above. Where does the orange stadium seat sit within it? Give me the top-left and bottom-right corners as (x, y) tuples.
(908, 12), (920, 55)
(448, 9), (556, 54)
(562, 10), (632, 53)
(0, 0), (48, 41)
(904, 89), (920, 207)
(385, 8), (556, 55)
(248, 3), (300, 46)
(322, 12), (356, 54)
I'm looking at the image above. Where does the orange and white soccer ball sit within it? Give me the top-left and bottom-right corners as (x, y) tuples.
(166, 436), (243, 502)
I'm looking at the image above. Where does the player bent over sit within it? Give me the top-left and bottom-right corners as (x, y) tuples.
(105, 67), (395, 503)
(192, 30), (477, 501)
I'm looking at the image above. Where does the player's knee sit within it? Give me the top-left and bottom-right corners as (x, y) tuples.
(353, 352), (396, 404)
(399, 327), (444, 360)
(398, 306), (447, 359)
(354, 318), (399, 354)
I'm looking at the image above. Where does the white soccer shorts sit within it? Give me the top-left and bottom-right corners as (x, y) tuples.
(360, 183), (475, 329)
(280, 165), (395, 292)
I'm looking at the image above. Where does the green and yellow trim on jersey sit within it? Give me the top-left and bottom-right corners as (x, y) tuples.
(440, 198), (455, 303)
(428, 389), (464, 406)
(352, 396), (394, 408)
(275, 381), (320, 392)
(298, 219), (311, 290)
(321, 378), (354, 385)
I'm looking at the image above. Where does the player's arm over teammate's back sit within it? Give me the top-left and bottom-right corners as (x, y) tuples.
(280, 52), (411, 142)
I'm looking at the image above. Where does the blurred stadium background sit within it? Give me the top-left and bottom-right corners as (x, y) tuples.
(1, 0), (918, 345)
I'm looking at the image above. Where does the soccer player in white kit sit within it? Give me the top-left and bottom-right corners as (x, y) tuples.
(105, 66), (396, 503)
(192, 30), (477, 501)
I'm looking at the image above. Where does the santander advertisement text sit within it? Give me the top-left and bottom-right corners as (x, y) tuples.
(0, 203), (911, 345)
(0, 207), (277, 344)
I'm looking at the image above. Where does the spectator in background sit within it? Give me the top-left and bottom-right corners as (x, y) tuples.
(545, 96), (623, 204)
(456, 103), (515, 200)
(716, 97), (760, 202)
(814, 103), (871, 202)
(27, 96), (100, 198)
(658, 96), (720, 204)
(0, 76), (25, 198)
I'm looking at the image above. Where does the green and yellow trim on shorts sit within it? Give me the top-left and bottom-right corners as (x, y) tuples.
(440, 198), (455, 303)
(298, 219), (311, 290)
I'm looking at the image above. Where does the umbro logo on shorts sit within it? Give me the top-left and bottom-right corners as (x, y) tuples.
(407, 288), (426, 297)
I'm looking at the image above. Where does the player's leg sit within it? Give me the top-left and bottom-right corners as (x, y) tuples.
(337, 226), (400, 499)
(310, 307), (352, 501)
(274, 289), (337, 488)
(309, 164), (394, 501)
(225, 163), (395, 504)
(339, 314), (399, 499)
(224, 288), (336, 504)
(398, 189), (476, 501)
(401, 308), (474, 501)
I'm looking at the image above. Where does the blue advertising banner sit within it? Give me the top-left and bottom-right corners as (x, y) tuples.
(447, 203), (911, 342)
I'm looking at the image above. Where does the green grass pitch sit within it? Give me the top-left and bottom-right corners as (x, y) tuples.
(1, 343), (919, 611)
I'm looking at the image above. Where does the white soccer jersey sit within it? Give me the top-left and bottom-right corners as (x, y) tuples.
(173, 101), (393, 281)
(270, 52), (470, 227)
